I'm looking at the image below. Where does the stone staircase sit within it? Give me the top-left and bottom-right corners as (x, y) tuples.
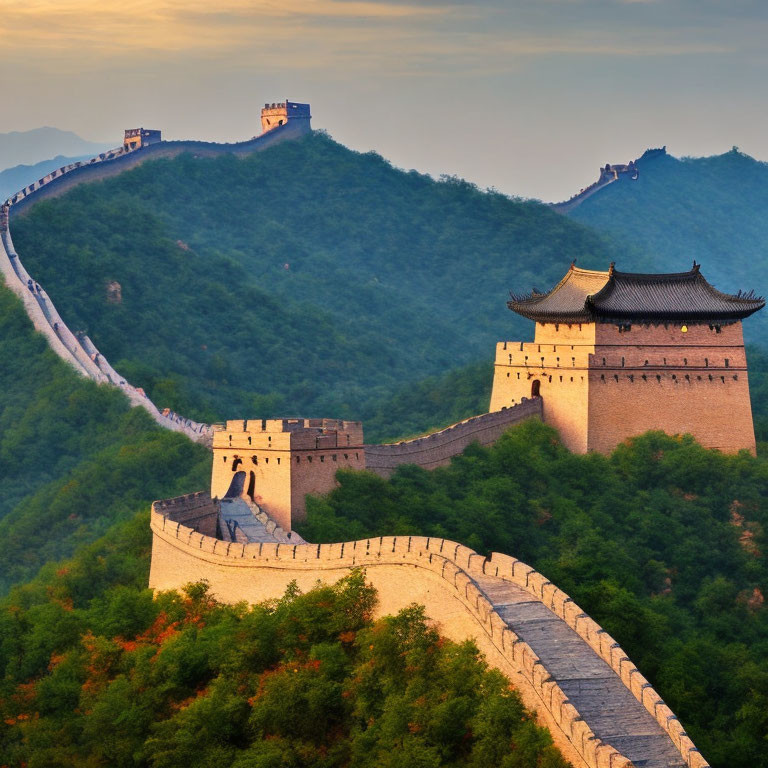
(218, 498), (302, 544)
(473, 572), (686, 768)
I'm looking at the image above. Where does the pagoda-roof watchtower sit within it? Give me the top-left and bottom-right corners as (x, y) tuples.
(510, 264), (764, 326)
(490, 263), (764, 455)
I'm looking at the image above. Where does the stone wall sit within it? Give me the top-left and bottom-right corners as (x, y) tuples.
(485, 551), (708, 768)
(8, 120), (310, 217)
(149, 499), (708, 768)
(364, 399), (543, 477)
(490, 322), (757, 455)
(0, 121), (312, 446)
(153, 492), (220, 537)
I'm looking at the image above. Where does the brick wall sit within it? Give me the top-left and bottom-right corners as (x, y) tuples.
(364, 399), (543, 477)
(491, 321), (758, 455)
(149, 498), (707, 768)
(9, 120), (310, 218)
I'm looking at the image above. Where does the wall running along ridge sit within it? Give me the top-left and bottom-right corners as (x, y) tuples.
(364, 399), (542, 477)
(150, 499), (707, 768)
(0, 116), (544, 477)
(0, 121), (309, 444)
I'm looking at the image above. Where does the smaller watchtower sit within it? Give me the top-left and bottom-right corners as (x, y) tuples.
(123, 128), (162, 150)
(211, 418), (365, 531)
(0, 204), (8, 233)
(261, 101), (311, 134)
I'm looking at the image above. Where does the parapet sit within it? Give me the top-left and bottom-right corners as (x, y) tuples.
(214, 418), (364, 449)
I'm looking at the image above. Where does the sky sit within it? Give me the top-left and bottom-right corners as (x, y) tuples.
(1, 0), (766, 201)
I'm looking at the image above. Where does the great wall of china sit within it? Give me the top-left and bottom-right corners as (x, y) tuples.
(150, 499), (703, 768)
(551, 147), (667, 214)
(0, 108), (710, 767)
(0, 116), (310, 444)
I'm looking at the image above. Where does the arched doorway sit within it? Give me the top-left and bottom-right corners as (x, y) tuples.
(247, 471), (256, 501)
(531, 379), (541, 398)
(225, 471), (246, 498)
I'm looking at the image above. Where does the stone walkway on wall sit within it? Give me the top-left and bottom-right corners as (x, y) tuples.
(473, 573), (686, 768)
(218, 498), (303, 545)
(150, 507), (704, 768)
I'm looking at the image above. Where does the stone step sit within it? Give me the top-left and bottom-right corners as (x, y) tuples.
(471, 573), (686, 768)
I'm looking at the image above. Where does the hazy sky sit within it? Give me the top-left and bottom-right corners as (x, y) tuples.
(1, 0), (766, 201)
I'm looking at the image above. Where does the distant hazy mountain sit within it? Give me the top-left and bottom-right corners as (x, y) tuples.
(565, 147), (768, 290)
(565, 147), (768, 342)
(0, 127), (112, 172)
(0, 154), (98, 199)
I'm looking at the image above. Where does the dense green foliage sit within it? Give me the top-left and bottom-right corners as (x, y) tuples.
(747, 346), (768, 445)
(298, 421), (768, 768)
(0, 282), (211, 592)
(568, 148), (768, 342)
(12, 132), (613, 426)
(0, 525), (565, 768)
(4, 133), (768, 768)
(363, 360), (492, 442)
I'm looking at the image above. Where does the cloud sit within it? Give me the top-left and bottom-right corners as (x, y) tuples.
(0, 0), (764, 76)
(0, 0), (446, 57)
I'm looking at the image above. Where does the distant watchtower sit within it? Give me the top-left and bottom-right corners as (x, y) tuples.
(261, 101), (311, 134)
(211, 418), (365, 530)
(490, 263), (764, 454)
(123, 128), (162, 150)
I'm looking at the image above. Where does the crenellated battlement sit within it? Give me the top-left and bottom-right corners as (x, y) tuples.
(211, 416), (366, 530)
(149, 498), (708, 768)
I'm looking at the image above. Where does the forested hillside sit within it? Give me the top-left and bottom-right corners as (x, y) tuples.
(0, 282), (210, 592)
(0, 280), (566, 768)
(298, 421), (768, 768)
(11, 132), (616, 427)
(567, 147), (768, 341)
(0, 545), (564, 768)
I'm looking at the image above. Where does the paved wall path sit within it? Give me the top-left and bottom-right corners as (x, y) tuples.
(150, 501), (708, 768)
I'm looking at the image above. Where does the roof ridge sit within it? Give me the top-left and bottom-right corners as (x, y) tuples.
(611, 268), (699, 281)
(570, 266), (610, 277)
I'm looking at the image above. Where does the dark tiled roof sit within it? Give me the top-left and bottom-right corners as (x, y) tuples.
(510, 264), (765, 325)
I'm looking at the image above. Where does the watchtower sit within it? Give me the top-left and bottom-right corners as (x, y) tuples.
(0, 204), (8, 233)
(261, 101), (311, 134)
(123, 128), (162, 150)
(490, 263), (764, 454)
(211, 418), (365, 530)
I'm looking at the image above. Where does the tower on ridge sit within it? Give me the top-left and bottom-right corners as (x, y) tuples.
(261, 101), (311, 134)
(489, 264), (765, 454)
(123, 128), (162, 150)
(211, 418), (365, 530)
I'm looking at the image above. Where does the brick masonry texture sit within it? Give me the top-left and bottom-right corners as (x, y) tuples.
(490, 321), (757, 455)
(364, 400), (543, 477)
(150, 499), (703, 768)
